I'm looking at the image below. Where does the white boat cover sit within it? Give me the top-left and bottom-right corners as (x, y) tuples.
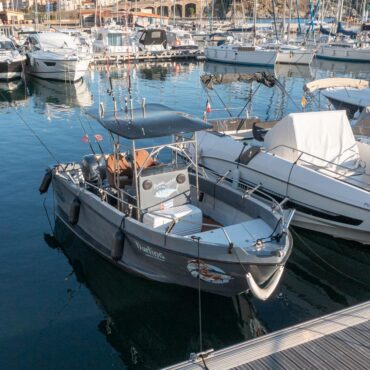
(304, 78), (369, 93)
(264, 110), (360, 169)
(36, 33), (78, 50)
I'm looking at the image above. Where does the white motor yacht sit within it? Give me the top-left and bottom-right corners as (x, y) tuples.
(93, 26), (137, 54)
(166, 29), (198, 50)
(195, 110), (370, 245)
(304, 78), (370, 117)
(24, 32), (91, 82)
(0, 35), (26, 80)
(136, 29), (169, 52)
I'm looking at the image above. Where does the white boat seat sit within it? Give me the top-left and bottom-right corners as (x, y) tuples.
(191, 219), (273, 250)
(143, 204), (203, 236)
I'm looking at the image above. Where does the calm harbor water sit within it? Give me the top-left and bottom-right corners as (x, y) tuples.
(0, 60), (370, 370)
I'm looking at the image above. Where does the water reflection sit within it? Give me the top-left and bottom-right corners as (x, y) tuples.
(46, 215), (370, 368)
(275, 64), (313, 79)
(27, 77), (93, 116)
(204, 61), (274, 76)
(49, 218), (264, 369)
(0, 79), (28, 108)
(311, 59), (370, 79)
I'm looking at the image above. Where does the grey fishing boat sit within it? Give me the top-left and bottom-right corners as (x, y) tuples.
(40, 103), (294, 300)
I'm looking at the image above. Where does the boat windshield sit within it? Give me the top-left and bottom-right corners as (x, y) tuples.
(108, 33), (124, 46)
(0, 41), (15, 50)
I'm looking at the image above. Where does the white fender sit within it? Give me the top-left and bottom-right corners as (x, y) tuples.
(246, 266), (285, 301)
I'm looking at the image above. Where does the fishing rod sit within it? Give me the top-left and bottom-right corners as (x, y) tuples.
(78, 116), (98, 155)
(83, 115), (105, 155)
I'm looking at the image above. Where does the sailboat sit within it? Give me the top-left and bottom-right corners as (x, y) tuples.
(316, 0), (370, 62)
(204, 0), (277, 67)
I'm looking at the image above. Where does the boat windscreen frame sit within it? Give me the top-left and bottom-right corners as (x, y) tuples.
(112, 133), (200, 220)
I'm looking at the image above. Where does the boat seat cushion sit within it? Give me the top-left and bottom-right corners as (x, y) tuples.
(106, 153), (132, 188)
(135, 149), (156, 169)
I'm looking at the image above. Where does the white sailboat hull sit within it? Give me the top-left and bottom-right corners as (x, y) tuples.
(276, 50), (314, 65)
(316, 45), (370, 63)
(205, 46), (277, 66)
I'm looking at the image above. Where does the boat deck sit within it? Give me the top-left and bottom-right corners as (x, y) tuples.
(164, 300), (370, 370)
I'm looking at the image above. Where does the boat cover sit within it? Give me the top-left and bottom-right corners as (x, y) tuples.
(304, 78), (369, 93)
(264, 110), (360, 169)
(34, 32), (78, 50)
(337, 22), (358, 38)
(88, 103), (211, 139)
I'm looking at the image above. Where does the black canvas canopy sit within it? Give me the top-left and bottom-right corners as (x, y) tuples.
(88, 104), (211, 139)
(201, 72), (276, 89)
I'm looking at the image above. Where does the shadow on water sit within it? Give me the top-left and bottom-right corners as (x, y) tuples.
(45, 218), (265, 369)
(288, 227), (370, 305)
(44, 216), (370, 368)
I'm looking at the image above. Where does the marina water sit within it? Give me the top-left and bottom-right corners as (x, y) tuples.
(0, 60), (369, 369)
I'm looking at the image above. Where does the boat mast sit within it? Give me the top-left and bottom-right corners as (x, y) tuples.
(200, 0), (203, 29)
(233, 0), (237, 28)
(253, 0), (257, 45)
(160, 0), (163, 26)
(282, 0), (286, 40)
(362, 0), (368, 23)
(287, 0), (292, 42)
(173, 0), (176, 26)
(35, 0), (38, 31)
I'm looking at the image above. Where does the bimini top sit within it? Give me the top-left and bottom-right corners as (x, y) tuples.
(201, 72), (276, 89)
(304, 78), (369, 93)
(88, 103), (211, 139)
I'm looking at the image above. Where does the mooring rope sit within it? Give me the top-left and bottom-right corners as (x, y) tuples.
(0, 90), (61, 166)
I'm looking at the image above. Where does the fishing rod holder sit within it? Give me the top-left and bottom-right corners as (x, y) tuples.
(243, 183), (261, 199)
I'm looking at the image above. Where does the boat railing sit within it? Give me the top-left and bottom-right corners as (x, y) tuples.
(83, 180), (140, 211)
(265, 144), (370, 190)
(198, 164), (287, 221)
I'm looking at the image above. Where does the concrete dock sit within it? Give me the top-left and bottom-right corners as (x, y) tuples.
(165, 300), (370, 370)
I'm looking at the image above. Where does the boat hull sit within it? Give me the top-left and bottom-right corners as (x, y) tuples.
(316, 46), (370, 63)
(52, 174), (289, 297)
(276, 50), (314, 65)
(202, 156), (370, 245)
(205, 46), (277, 67)
(197, 131), (370, 245)
(0, 59), (24, 80)
(26, 56), (90, 82)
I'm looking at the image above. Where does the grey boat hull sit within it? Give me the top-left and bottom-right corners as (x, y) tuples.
(52, 173), (291, 297)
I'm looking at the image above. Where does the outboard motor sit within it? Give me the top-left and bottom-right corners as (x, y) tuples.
(80, 155), (106, 187)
